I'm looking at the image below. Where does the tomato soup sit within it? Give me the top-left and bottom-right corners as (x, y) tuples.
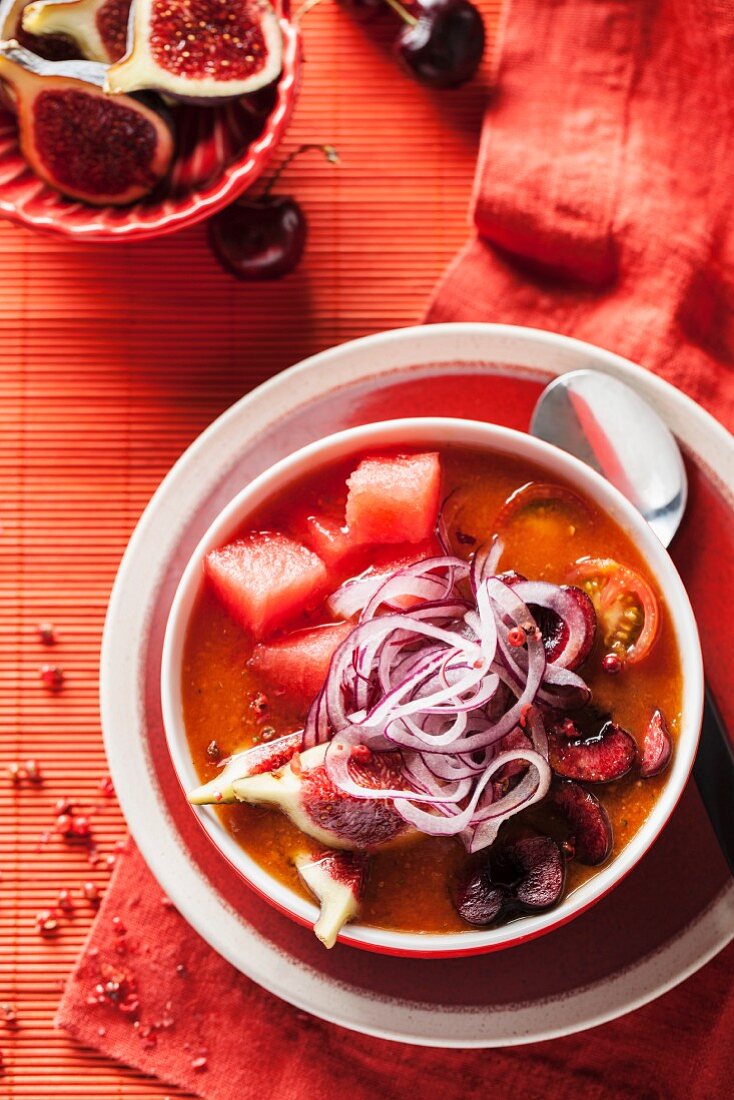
(182, 446), (682, 937)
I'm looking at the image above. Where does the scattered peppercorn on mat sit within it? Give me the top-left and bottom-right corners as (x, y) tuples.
(0, 4), (502, 1095)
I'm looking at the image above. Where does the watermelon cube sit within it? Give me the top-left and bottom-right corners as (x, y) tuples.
(204, 532), (328, 640)
(345, 452), (441, 544)
(249, 621), (353, 708)
(293, 511), (357, 570)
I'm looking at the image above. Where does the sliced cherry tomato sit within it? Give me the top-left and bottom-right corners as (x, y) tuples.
(495, 482), (591, 535)
(566, 558), (659, 665)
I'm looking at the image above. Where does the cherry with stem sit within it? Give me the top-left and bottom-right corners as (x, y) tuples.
(208, 144), (339, 282)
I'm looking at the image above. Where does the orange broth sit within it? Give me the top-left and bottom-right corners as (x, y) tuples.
(182, 446), (682, 934)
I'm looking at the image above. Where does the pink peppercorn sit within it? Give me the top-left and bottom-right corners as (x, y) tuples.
(57, 889), (73, 912)
(40, 664), (64, 688)
(82, 881), (100, 904)
(71, 815), (91, 837)
(35, 909), (58, 934)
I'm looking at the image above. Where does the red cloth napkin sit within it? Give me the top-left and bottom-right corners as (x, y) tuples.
(57, 844), (734, 1099)
(57, 0), (734, 1095)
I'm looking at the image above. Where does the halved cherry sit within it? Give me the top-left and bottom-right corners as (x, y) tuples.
(513, 582), (596, 669)
(546, 780), (613, 865)
(453, 835), (565, 925)
(640, 709), (673, 778)
(452, 863), (506, 925)
(548, 721), (637, 783)
(566, 558), (659, 665)
(508, 836), (566, 911)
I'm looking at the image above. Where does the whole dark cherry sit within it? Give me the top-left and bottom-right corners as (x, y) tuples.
(208, 145), (338, 282)
(337, 0), (384, 20)
(394, 0), (485, 89)
(208, 196), (306, 281)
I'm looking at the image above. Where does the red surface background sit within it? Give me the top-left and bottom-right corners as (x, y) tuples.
(0, 4), (502, 1095)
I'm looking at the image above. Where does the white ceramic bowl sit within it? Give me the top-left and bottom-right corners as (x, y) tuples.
(161, 416), (704, 957)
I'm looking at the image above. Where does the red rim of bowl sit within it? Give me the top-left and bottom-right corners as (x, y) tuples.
(0, 12), (301, 242)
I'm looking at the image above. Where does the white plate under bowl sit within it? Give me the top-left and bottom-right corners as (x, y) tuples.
(101, 323), (734, 1046)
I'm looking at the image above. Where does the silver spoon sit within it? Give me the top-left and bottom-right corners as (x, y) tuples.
(532, 369), (734, 874)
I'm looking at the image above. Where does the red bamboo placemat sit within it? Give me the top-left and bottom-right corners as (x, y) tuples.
(0, 5), (502, 1095)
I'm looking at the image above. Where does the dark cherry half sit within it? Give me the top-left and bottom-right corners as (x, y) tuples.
(453, 835), (566, 926)
(548, 720), (637, 784)
(640, 708), (672, 778)
(547, 779), (613, 865)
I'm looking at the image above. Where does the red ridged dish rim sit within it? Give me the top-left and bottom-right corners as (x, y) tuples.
(0, 11), (301, 242)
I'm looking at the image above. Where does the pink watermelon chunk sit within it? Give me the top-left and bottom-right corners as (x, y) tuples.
(249, 621), (353, 707)
(345, 452), (441, 544)
(294, 511), (357, 570)
(204, 532), (328, 640)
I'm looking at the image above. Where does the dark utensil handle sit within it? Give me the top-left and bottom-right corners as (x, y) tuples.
(693, 688), (734, 876)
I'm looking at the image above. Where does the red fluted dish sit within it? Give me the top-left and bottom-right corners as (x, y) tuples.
(0, 11), (301, 242)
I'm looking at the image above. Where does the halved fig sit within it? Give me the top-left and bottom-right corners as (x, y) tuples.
(227, 743), (411, 850)
(640, 708), (672, 778)
(546, 779), (613, 865)
(0, 0), (78, 60)
(187, 730), (302, 805)
(0, 42), (174, 204)
(548, 720), (637, 783)
(454, 835), (565, 926)
(22, 0), (132, 63)
(295, 849), (369, 948)
(106, 0), (283, 102)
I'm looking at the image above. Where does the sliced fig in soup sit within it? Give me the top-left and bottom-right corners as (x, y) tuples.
(295, 849), (369, 948)
(248, 621), (354, 710)
(640, 708), (673, 778)
(546, 779), (613, 865)
(188, 731), (302, 805)
(453, 835), (566, 926)
(229, 743), (411, 849)
(548, 720), (637, 783)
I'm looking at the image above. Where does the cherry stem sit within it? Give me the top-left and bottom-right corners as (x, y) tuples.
(261, 143), (340, 198)
(293, 0), (324, 22)
(381, 0), (418, 26)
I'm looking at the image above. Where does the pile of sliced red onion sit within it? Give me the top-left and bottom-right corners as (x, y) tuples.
(305, 541), (595, 853)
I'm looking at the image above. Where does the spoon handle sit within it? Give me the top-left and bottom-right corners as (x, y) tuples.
(693, 688), (734, 876)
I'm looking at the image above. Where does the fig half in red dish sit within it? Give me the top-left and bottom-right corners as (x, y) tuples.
(106, 0), (283, 102)
(0, 0), (78, 59)
(0, 42), (174, 204)
(546, 779), (613, 865)
(21, 0), (131, 63)
(640, 708), (673, 778)
(453, 835), (566, 926)
(548, 719), (637, 783)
